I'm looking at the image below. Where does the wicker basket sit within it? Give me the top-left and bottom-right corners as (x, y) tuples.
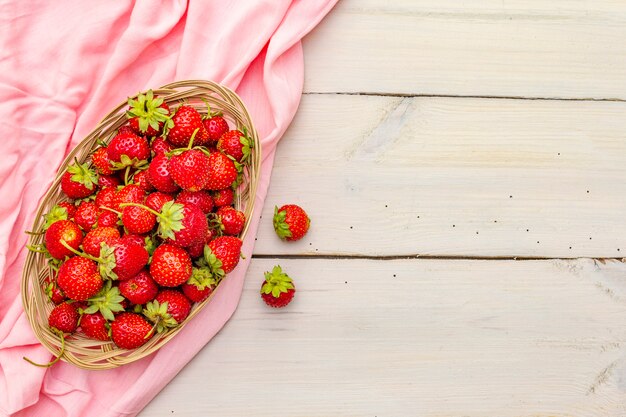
(21, 80), (261, 370)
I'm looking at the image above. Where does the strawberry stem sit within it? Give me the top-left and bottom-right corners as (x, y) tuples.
(100, 206), (122, 216)
(23, 331), (65, 367)
(26, 244), (48, 254)
(124, 166), (130, 186)
(119, 202), (162, 219)
(59, 239), (104, 263)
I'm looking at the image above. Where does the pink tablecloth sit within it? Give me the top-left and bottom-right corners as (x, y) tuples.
(0, 1), (336, 416)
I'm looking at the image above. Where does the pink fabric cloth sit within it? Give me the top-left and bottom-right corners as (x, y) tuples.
(0, 1), (336, 416)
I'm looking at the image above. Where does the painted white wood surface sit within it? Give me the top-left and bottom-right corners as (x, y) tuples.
(303, 0), (626, 98)
(255, 94), (626, 258)
(142, 258), (626, 416)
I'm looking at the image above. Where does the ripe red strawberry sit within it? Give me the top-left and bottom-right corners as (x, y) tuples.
(97, 210), (119, 228)
(120, 233), (147, 248)
(217, 130), (251, 163)
(99, 240), (149, 281)
(49, 302), (80, 333)
(91, 147), (114, 175)
(98, 174), (121, 188)
(74, 201), (99, 231)
(111, 312), (153, 349)
(167, 105), (207, 147)
(107, 131), (150, 168)
(119, 270), (158, 305)
(187, 227), (216, 258)
(121, 204), (156, 234)
(113, 184), (146, 211)
(261, 265), (295, 308)
(83, 226), (120, 257)
(117, 125), (136, 136)
(126, 90), (171, 137)
(169, 149), (211, 191)
(182, 267), (216, 302)
(163, 202), (208, 248)
(132, 170), (153, 192)
(44, 219), (83, 259)
(273, 205), (310, 241)
(61, 161), (99, 199)
(216, 206), (245, 236)
(150, 244), (192, 287)
(146, 191), (175, 212)
(156, 290), (191, 322)
(205, 152), (238, 190)
(212, 188), (234, 207)
(147, 153), (180, 193)
(57, 256), (102, 300)
(151, 137), (173, 156)
(80, 312), (110, 341)
(95, 187), (117, 209)
(207, 236), (242, 274)
(58, 202), (77, 218)
(43, 275), (65, 304)
(203, 114), (229, 143)
(176, 190), (213, 214)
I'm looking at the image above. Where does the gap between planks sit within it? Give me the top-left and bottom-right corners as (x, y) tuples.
(251, 254), (626, 262)
(303, 91), (626, 103)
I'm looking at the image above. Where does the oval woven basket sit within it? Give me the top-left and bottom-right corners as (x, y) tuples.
(21, 80), (261, 370)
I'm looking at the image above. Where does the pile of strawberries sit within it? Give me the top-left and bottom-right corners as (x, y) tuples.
(30, 91), (254, 356)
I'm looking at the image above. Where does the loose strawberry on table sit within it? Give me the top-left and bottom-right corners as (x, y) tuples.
(260, 265), (295, 308)
(273, 204), (310, 241)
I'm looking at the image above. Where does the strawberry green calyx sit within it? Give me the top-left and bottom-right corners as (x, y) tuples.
(119, 201), (184, 241)
(126, 90), (173, 133)
(143, 300), (177, 334)
(109, 154), (149, 171)
(67, 161), (99, 190)
(261, 265), (294, 298)
(97, 242), (119, 280)
(43, 205), (70, 230)
(201, 245), (225, 281)
(273, 206), (292, 239)
(239, 127), (253, 163)
(84, 281), (125, 321)
(188, 266), (216, 290)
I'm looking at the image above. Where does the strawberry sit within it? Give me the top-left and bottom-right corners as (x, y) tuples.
(121, 204), (156, 234)
(205, 152), (238, 190)
(146, 191), (175, 212)
(273, 205), (310, 241)
(119, 270), (158, 305)
(99, 240), (149, 281)
(147, 153), (180, 193)
(126, 90), (171, 137)
(151, 137), (173, 156)
(120, 233), (147, 248)
(187, 227), (217, 258)
(91, 147), (114, 175)
(176, 190), (213, 214)
(80, 312), (110, 341)
(212, 188), (234, 207)
(57, 256), (102, 300)
(203, 114), (229, 143)
(143, 289), (191, 333)
(44, 219), (82, 259)
(83, 281), (125, 321)
(169, 149), (211, 191)
(111, 312), (153, 349)
(206, 236), (242, 274)
(97, 210), (119, 228)
(182, 266), (216, 302)
(74, 201), (99, 231)
(49, 302), (80, 333)
(260, 265), (295, 308)
(215, 206), (245, 236)
(61, 161), (99, 199)
(150, 244), (192, 287)
(166, 105), (207, 148)
(83, 227), (120, 257)
(43, 275), (65, 304)
(43, 203), (76, 230)
(113, 184), (146, 211)
(117, 125), (136, 136)
(217, 130), (252, 163)
(132, 170), (153, 192)
(98, 174), (121, 188)
(95, 187), (117, 209)
(107, 131), (150, 169)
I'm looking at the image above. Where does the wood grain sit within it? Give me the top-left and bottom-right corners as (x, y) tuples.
(141, 258), (626, 417)
(303, 0), (626, 99)
(253, 94), (626, 258)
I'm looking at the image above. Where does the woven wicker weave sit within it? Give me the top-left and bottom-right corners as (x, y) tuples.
(21, 80), (261, 369)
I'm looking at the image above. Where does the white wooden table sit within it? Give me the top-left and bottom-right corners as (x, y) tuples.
(142, 2), (626, 415)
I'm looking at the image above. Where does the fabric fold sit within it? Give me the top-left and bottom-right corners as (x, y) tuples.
(0, 1), (337, 416)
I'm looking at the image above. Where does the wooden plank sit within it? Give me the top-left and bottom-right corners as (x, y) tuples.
(140, 258), (626, 416)
(303, 0), (626, 99)
(253, 94), (626, 258)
